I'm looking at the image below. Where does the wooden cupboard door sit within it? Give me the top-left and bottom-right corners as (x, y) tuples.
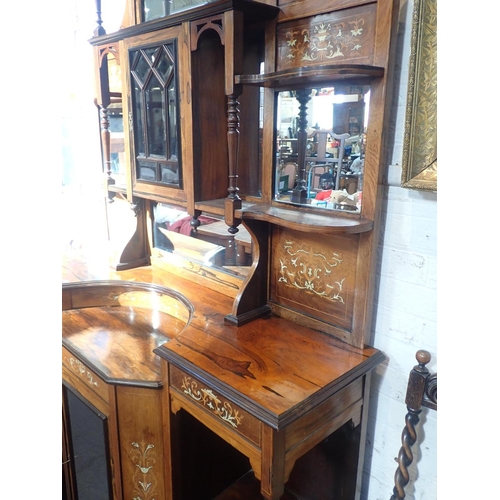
(122, 23), (193, 207)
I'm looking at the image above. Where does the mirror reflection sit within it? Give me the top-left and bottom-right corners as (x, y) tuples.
(152, 202), (253, 278)
(274, 86), (369, 213)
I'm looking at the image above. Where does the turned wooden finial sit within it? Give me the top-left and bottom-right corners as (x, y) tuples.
(94, 0), (106, 36)
(390, 349), (436, 500)
(415, 349), (431, 367)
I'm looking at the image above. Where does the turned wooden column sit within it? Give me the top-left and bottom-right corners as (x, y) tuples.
(225, 90), (243, 234)
(95, 49), (115, 201)
(99, 106), (113, 179)
(291, 89), (311, 204)
(223, 9), (244, 234)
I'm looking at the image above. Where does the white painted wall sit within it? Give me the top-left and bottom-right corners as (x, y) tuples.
(360, 1), (437, 498)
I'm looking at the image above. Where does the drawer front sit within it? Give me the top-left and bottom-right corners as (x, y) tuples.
(62, 346), (110, 408)
(170, 365), (261, 447)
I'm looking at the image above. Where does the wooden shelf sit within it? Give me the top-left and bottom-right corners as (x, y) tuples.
(237, 203), (373, 235)
(194, 198), (259, 217)
(107, 183), (127, 195)
(235, 64), (384, 90)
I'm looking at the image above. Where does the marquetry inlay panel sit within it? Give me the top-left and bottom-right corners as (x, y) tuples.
(276, 3), (377, 71)
(129, 441), (159, 500)
(62, 346), (109, 405)
(169, 365), (261, 446)
(270, 226), (358, 330)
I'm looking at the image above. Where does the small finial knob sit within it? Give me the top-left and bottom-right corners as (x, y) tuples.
(415, 349), (431, 366)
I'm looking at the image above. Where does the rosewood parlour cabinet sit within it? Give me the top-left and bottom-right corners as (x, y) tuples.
(62, 281), (193, 499)
(62, 0), (399, 498)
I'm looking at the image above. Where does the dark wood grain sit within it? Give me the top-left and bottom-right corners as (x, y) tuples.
(235, 64), (384, 90)
(237, 203), (373, 234)
(63, 242), (383, 500)
(67, 0), (400, 495)
(63, 249), (382, 425)
(63, 306), (184, 384)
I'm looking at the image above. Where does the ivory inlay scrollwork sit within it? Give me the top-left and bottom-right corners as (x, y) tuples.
(131, 441), (158, 500)
(68, 357), (98, 386)
(284, 18), (366, 64)
(181, 376), (243, 428)
(278, 240), (346, 304)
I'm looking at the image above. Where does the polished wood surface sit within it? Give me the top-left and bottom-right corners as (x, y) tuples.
(238, 203), (373, 234)
(62, 282), (193, 385)
(70, 0), (400, 496)
(239, 0), (399, 348)
(62, 279), (181, 500)
(63, 248), (384, 499)
(63, 250), (381, 413)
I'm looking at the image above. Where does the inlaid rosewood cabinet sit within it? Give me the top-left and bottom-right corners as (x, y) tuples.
(62, 259), (384, 499)
(62, 281), (193, 499)
(62, 0), (399, 498)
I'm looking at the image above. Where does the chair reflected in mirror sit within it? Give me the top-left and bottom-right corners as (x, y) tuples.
(305, 130), (349, 198)
(276, 161), (297, 199)
(308, 167), (334, 199)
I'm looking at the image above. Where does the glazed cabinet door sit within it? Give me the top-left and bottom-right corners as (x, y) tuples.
(122, 23), (194, 208)
(62, 385), (114, 500)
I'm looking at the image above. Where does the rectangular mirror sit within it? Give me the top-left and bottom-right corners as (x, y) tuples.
(274, 86), (370, 213)
(143, 0), (217, 21)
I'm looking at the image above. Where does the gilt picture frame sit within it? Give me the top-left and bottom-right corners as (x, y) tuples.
(401, 0), (437, 191)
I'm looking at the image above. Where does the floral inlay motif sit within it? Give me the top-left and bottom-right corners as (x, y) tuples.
(69, 357), (98, 386)
(278, 240), (346, 304)
(131, 441), (158, 500)
(181, 376), (243, 428)
(284, 18), (365, 64)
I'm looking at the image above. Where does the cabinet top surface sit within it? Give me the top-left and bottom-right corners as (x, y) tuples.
(62, 249), (383, 424)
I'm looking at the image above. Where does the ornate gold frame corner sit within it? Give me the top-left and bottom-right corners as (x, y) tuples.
(401, 0), (437, 191)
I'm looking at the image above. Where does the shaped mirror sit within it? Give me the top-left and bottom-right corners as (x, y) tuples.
(274, 85), (369, 213)
(151, 201), (253, 278)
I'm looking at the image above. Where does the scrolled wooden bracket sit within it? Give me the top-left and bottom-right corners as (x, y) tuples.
(115, 198), (151, 271)
(390, 349), (437, 500)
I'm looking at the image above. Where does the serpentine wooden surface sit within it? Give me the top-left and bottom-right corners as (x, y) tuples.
(62, 248), (384, 428)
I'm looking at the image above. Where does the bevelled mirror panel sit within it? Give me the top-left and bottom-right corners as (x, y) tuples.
(143, 0), (218, 22)
(152, 201), (253, 280)
(274, 85), (370, 214)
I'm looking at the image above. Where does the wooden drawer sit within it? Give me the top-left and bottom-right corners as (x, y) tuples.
(169, 365), (261, 447)
(62, 346), (110, 412)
